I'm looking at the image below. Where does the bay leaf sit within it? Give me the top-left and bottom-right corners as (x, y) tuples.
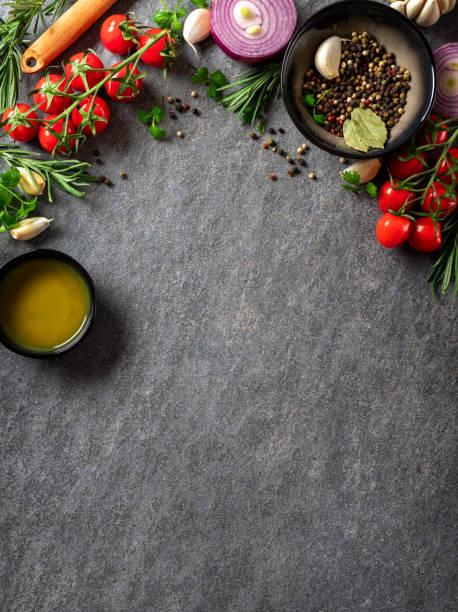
(343, 117), (369, 152)
(343, 108), (387, 152)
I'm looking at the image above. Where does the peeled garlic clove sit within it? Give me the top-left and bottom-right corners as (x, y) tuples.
(445, 0), (455, 12)
(10, 217), (53, 241)
(17, 167), (45, 196)
(416, 0), (441, 24)
(391, 1), (408, 14)
(342, 158), (382, 184)
(406, 0), (425, 19)
(437, 0), (451, 13)
(314, 36), (342, 80)
(183, 8), (211, 55)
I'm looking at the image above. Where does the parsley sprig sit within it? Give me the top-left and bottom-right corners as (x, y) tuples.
(138, 97), (166, 140)
(342, 170), (378, 197)
(0, 166), (36, 231)
(304, 91), (330, 126)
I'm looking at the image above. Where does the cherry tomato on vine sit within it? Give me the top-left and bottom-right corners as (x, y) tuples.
(33, 74), (73, 114)
(71, 96), (111, 136)
(1, 103), (39, 142)
(376, 213), (412, 248)
(417, 114), (448, 148)
(139, 28), (174, 67)
(65, 52), (105, 91)
(437, 147), (458, 185)
(100, 14), (137, 55)
(388, 150), (427, 180)
(38, 115), (76, 155)
(378, 179), (415, 213)
(104, 63), (143, 102)
(408, 218), (442, 252)
(421, 182), (457, 217)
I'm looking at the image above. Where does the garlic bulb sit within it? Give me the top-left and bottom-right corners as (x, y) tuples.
(389, 0), (455, 26)
(17, 167), (45, 195)
(314, 36), (342, 80)
(11, 217), (53, 241)
(183, 8), (211, 55)
(342, 158), (382, 183)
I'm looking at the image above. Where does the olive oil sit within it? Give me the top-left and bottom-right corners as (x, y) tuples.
(0, 258), (90, 352)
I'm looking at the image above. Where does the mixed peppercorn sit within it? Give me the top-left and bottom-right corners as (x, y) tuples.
(303, 31), (411, 138)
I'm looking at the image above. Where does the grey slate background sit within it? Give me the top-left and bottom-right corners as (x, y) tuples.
(0, 0), (457, 610)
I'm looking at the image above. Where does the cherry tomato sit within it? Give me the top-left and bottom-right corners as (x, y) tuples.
(408, 218), (442, 252)
(33, 74), (73, 114)
(104, 63), (143, 102)
(38, 114), (76, 155)
(417, 114), (448, 147)
(71, 96), (111, 136)
(65, 52), (105, 91)
(139, 28), (174, 67)
(378, 179), (415, 213)
(376, 213), (412, 248)
(100, 14), (137, 54)
(437, 147), (458, 185)
(1, 103), (39, 142)
(388, 150), (427, 180)
(421, 182), (457, 217)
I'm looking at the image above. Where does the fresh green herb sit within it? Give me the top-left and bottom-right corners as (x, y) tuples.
(190, 0), (208, 7)
(304, 89), (331, 127)
(0, 144), (95, 201)
(153, 0), (186, 35)
(191, 66), (228, 101)
(0, 166), (36, 231)
(258, 120), (266, 135)
(0, 0), (67, 112)
(138, 97), (167, 140)
(428, 214), (458, 298)
(342, 170), (378, 197)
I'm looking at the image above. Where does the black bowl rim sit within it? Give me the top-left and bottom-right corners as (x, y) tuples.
(0, 249), (96, 358)
(280, 0), (437, 158)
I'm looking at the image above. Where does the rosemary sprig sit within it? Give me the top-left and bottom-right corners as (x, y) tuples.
(0, 0), (66, 112)
(427, 213), (458, 298)
(0, 144), (95, 201)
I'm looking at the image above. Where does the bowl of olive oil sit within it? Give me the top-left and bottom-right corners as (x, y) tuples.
(0, 250), (95, 357)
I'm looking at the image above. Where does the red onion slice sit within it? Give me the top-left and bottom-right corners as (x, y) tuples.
(433, 43), (458, 118)
(210, 0), (297, 64)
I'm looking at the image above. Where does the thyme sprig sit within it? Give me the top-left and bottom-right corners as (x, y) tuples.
(0, 143), (95, 201)
(0, 0), (67, 112)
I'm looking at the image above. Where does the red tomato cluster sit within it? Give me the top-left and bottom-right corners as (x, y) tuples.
(1, 14), (170, 154)
(375, 116), (457, 253)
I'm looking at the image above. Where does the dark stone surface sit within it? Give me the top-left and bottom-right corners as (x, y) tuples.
(0, 1), (456, 610)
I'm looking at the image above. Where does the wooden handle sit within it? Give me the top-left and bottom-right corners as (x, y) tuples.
(22, 0), (118, 73)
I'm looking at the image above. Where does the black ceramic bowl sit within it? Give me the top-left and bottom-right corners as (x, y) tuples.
(0, 249), (96, 358)
(281, 0), (436, 158)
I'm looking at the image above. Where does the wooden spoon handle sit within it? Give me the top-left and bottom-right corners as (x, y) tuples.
(21, 0), (118, 73)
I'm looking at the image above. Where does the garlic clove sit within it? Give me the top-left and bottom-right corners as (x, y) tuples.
(437, 0), (451, 13)
(314, 36), (342, 80)
(183, 8), (211, 55)
(406, 0), (426, 19)
(391, 1), (408, 15)
(10, 217), (53, 241)
(444, 0), (455, 11)
(342, 158), (382, 184)
(17, 167), (46, 196)
(416, 0), (441, 24)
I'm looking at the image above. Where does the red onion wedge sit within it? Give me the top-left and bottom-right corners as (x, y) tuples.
(210, 0), (297, 64)
(433, 43), (458, 118)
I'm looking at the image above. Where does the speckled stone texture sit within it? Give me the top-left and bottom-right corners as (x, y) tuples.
(0, 1), (456, 610)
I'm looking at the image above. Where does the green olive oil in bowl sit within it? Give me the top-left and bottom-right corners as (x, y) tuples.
(0, 250), (95, 357)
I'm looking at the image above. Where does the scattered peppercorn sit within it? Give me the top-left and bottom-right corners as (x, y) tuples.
(191, 91), (197, 97)
(278, 128), (285, 134)
(302, 144), (308, 150)
(97, 175), (105, 183)
(272, 147), (277, 153)
(249, 132), (258, 139)
(262, 143), (268, 149)
(119, 172), (127, 179)
(308, 173), (316, 180)
(339, 157), (346, 163)
(167, 96), (173, 103)
(297, 147), (304, 154)
(176, 104), (184, 112)
(177, 131), (184, 138)
(169, 112), (177, 119)
(269, 173), (276, 181)
(267, 137), (274, 146)
(103, 178), (113, 186)
(95, 158), (103, 165)
(183, 104), (190, 110)
(175, 98), (181, 103)
(192, 108), (200, 116)
(268, 128), (276, 134)
(93, 149), (100, 157)
(277, 149), (284, 156)
(288, 168), (297, 177)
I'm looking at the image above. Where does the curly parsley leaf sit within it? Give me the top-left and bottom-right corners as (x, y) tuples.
(304, 94), (315, 107)
(191, 66), (209, 85)
(190, 0), (208, 7)
(342, 170), (378, 197)
(138, 98), (167, 141)
(153, 1), (186, 34)
(207, 69), (228, 101)
(1, 166), (20, 189)
(314, 114), (326, 125)
(365, 182), (378, 197)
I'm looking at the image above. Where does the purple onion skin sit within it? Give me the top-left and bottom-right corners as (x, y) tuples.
(433, 43), (458, 119)
(210, 0), (297, 65)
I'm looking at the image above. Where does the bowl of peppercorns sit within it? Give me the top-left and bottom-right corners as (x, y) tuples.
(281, 0), (436, 158)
